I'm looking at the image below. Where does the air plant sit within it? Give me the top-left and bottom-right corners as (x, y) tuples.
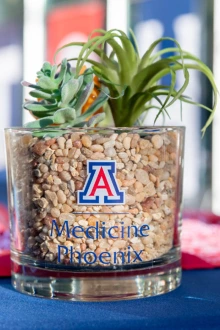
(22, 29), (218, 136)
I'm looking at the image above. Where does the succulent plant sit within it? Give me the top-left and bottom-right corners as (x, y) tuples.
(22, 29), (218, 135)
(22, 59), (108, 136)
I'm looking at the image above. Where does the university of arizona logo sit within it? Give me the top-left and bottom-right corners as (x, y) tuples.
(78, 160), (125, 205)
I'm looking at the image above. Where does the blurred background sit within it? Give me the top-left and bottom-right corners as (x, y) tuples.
(0, 0), (219, 213)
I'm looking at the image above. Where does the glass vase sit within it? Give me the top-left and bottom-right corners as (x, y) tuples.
(5, 126), (185, 301)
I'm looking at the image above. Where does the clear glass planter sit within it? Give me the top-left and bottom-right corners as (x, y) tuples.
(5, 127), (185, 301)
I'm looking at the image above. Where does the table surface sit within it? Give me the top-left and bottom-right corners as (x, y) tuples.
(0, 270), (220, 330)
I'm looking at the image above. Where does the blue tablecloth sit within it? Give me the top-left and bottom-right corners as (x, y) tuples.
(0, 270), (219, 330)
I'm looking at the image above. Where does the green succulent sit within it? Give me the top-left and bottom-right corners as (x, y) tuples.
(22, 59), (108, 136)
(22, 29), (218, 136)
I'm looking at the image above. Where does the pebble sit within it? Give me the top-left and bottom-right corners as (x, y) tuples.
(90, 144), (104, 152)
(57, 190), (67, 204)
(103, 140), (115, 149)
(45, 190), (58, 207)
(57, 137), (66, 149)
(135, 169), (150, 185)
(113, 240), (126, 248)
(73, 140), (82, 148)
(51, 208), (60, 218)
(71, 133), (80, 142)
(139, 139), (151, 150)
(151, 135), (163, 149)
(91, 152), (105, 160)
(104, 148), (116, 157)
(126, 194), (136, 205)
(66, 139), (72, 149)
(32, 141), (48, 156)
(81, 135), (92, 148)
(123, 136), (131, 149)
(61, 204), (73, 213)
(59, 171), (71, 182)
(79, 220), (88, 227)
(118, 152), (128, 159)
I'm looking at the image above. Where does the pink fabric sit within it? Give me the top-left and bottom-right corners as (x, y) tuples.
(182, 212), (220, 269)
(0, 205), (10, 276)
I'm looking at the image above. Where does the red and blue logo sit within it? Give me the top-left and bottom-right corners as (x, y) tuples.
(78, 160), (125, 205)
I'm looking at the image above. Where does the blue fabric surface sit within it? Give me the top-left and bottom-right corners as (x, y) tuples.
(0, 270), (219, 330)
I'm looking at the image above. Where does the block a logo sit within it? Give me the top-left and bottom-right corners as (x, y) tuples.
(78, 160), (125, 205)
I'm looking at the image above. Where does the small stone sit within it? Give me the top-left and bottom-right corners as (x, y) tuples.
(75, 181), (83, 190)
(61, 204), (73, 213)
(134, 181), (143, 193)
(32, 184), (43, 197)
(45, 138), (56, 146)
(115, 141), (123, 149)
(113, 240), (126, 248)
(73, 140), (82, 148)
(95, 137), (110, 144)
(116, 163), (124, 170)
(121, 178), (136, 187)
(69, 180), (75, 193)
(57, 190), (67, 204)
(126, 194), (136, 205)
(118, 152), (128, 159)
(139, 139), (152, 150)
(32, 141), (48, 156)
(117, 133), (127, 142)
(123, 136), (131, 150)
(51, 144), (58, 150)
(51, 184), (59, 192)
(59, 171), (71, 182)
(45, 190), (58, 207)
(90, 144), (104, 152)
(59, 213), (75, 225)
(135, 192), (146, 202)
(104, 147), (116, 157)
(131, 134), (140, 148)
(51, 208), (60, 218)
(33, 198), (48, 209)
(71, 133), (80, 142)
(149, 155), (158, 162)
(66, 139), (72, 149)
(56, 157), (69, 164)
(82, 135), (92, 148)
(111, 205), (125, 212)
(73, 149), (81, 159)
(81, 147), (93, 158)
(57, 137), (66, 149)
(99, 241), (110, 249)
(91, 152), (105, 160)
(103, 140), (115, 149)
(33, 169), (42, 178)
(135, 169), (150, 185)
(151, 135), (163, 149)
(152, 212), (162, 220)
(79, 220), (88, 227)
(132, 154), (141, 164)
(53, 177), (62, 185)
(144, 181), (156, 197)
(149, 173), (157, 183)
(55, 149), (63, 157)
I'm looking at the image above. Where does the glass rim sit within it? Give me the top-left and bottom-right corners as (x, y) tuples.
(4, 126), (186, 132)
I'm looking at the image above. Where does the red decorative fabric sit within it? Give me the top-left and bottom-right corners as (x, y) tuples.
(182, 212), (220, 269)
